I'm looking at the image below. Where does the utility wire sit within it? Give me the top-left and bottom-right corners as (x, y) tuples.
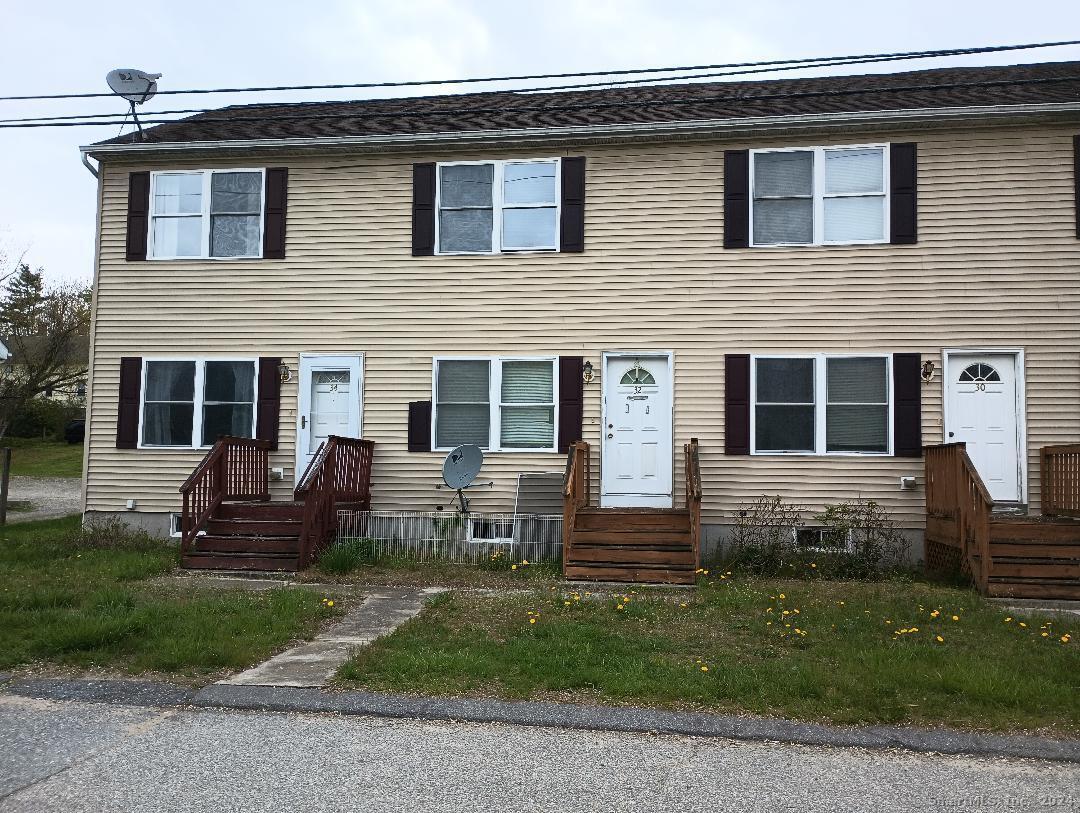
(4, 44), (1059, 126)
(1, 73), (1076, 131)
(0, 38), (1078, 103)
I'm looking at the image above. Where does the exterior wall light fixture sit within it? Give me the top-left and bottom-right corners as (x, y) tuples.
(278, 362), (293, 383)
(582, 360), (595, 383)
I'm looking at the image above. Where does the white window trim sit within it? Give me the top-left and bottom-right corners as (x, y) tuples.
(748, 144), (890, 248)
(750, 353), (893, 456)
(137, 357), (259, 450)
(434, 159), (561, 255)
(148, 168), (266, 260)
(431, 356), (560, 453)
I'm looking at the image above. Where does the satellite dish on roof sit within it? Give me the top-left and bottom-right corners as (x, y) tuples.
(106, 69), (161, 104)
(106, 68), (162, 142)
(443, 444), (483, 490)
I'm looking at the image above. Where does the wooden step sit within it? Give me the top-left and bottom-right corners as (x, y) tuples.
(567, 546), (694, 565)
(206, 518), (302, 536)
(564, 564), (696, 584)
(986, 580), (1080, 600)
(216, 502), (303, 521)
(571, 529), (691, 548)
(191, 535), (301, 555)
(181, 552), (299, 572)
(990, 561), (1080, 579)
(990, 543), (1080, 560)
(989, 520), (1080, 544)
(574, 509), (690, 532)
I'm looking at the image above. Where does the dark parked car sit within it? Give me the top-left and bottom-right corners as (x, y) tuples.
(64, 419), (85, 444)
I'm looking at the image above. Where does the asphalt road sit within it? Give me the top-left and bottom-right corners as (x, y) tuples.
(1, 694), (1077, 812)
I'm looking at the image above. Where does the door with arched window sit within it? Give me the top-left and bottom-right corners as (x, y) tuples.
(601, 353), (673, 507)
(945, 352), (1023, 502)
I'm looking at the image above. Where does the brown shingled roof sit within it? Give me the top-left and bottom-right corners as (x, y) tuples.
(93, 60), (1080, 147)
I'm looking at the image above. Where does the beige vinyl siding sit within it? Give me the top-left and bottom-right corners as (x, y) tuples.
(84, 124), (1080, 526)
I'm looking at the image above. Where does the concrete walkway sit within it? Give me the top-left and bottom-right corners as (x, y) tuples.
(220, 587), (445, 687)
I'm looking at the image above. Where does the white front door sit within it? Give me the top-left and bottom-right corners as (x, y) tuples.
(296, 354), (364, 482)
(945, 352), (1022, 502)
(601, 353), (673, 508)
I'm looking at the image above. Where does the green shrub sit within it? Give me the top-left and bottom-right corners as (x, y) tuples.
(7, 396), (84, 440)
(318, 537), (373, 574)
(62, 517), (170, 553)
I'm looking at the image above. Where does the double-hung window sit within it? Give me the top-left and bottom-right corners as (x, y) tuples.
(149, 169), (264, 259)
(752, 355), (891, 455)
(434, 357), (557, 451)
(751, 145), (888, 246)
(141, 359), (257, 448)
(436, 160), (559, 254)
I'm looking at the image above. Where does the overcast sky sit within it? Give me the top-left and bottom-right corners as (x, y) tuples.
(1, 0), (1078, 283)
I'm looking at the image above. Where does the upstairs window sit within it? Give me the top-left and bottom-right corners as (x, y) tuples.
(436, 160), (559, 254)
(752, 354), (891, 455)
(434, 357), (557, 451)
(149, 169), (264, 259)
(751, 145), (888, 246)
(141, 359), (257, 447)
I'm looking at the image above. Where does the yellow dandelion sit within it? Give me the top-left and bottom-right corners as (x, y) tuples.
(766, 621), (773, 626)
(529, 618), (537, 624)
(782, 610), (790, 616)
(679, 602), (688, 608)
(564, 601), (571, 606)
(725, 571), (732, 576)
(793, 608), (800, 614)
(810, 563), (817, 569)
(930, 610), (940, 618)
(703, 570), (709, 575)
(617, 604), (624, 610)
(700, 666), (709, 672)
(935, 635), (944, 643)
(1061, 635), (1071, 643)
(951, 615), (959, 621)
(779, 593), (786, 600)
(326, 600), (334, 607)
(511, 565), (517, 571)
(910, 627), (919, 632)
(696, 568), (704, 574)
(839, 601), (845, 606)
(1019, 622), (1028, 628)
(1004, 617), (1013, 622)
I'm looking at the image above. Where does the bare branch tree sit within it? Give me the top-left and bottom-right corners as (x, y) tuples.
(0, 267), (91, 439)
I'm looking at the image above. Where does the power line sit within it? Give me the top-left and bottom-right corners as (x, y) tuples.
(0, 38), (1078, 103)
(1, 73), (1076, 132)
(0, 49), (997, 125)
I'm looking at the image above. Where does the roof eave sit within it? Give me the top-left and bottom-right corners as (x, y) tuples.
(80, 101), (1080, 159)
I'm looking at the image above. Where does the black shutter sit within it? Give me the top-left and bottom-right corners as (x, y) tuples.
(557, 356), (584, 453)
(125, 172), (151, 261)
(723, 150), (750, 249)
(262, 168), (288, 259)
(725, 354), (751, 455)
(560, 157), (586, 253)
(412, 163), (436, 256)
(893, 353), (922, 457)
(1074, 135), (1080, 239)
(255, 358), (282, 450)
(116, 357), (142, 448)
(890, 143), (918, 245)
(408, 400), (432, 452)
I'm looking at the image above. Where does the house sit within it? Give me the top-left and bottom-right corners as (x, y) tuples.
(0, 334), (90, 402)
(78, 60), (1080, 591)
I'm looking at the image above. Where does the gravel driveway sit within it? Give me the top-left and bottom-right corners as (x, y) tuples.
(5, 477), (80, 523)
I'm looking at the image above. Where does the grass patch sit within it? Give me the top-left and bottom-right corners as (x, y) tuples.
(0, 516), (341, 678)
(308, 550), (562, 587)
(338, 575), (1080, 734)
(1, 437), (83, 478)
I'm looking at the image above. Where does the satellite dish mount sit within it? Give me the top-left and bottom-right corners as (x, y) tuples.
(440, 444), (491, 515)
(106, 69), (162, 141)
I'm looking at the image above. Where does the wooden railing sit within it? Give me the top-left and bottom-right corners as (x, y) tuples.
(684, 437), (702, 568)
(562, 440), (591, 560)
(179, 436), (271, 553)
(294, 435), (375, 568)
(924, 443), (993, 592)
(1041, 444), (1080, 519)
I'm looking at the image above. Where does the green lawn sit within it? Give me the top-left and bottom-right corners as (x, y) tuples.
(2, 438), (84, 478)
(0, 516), (341, 679)
(338, 575), (1080, 735)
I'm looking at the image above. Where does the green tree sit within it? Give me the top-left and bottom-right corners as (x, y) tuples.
(0, 264), (46, 335)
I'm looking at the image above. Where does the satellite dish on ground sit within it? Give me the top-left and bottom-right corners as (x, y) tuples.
(443, 444), (483, 490)
(106, 69), (161, 104)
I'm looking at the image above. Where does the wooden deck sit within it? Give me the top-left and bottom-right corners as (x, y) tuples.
(925, 443), (1080, 599)
(561, 440), (701, 584)
(179, 435), (374, 572)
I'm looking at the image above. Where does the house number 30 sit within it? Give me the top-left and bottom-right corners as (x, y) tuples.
(975, 383), (986, 391)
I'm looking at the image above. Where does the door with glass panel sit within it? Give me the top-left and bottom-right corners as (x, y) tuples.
(296, 355), (364, 482)
(600, 354), (673, 508)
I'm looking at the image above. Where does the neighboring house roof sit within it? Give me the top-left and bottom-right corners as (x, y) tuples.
(89, 60), (1080, 149)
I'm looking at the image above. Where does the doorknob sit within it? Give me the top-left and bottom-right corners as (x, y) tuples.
(948, 431), (954, 438)
(607, 433), (613, 439)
